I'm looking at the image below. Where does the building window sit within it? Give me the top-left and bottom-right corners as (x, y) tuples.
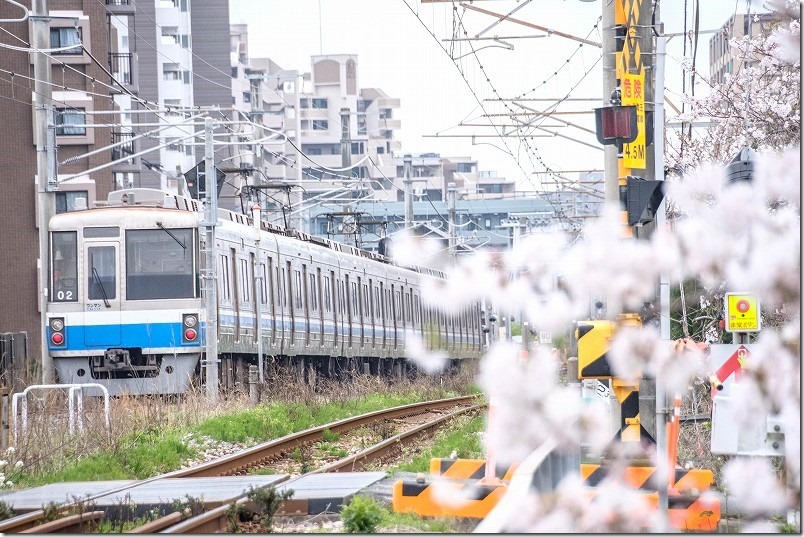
(312, 120), (328, 131)
(55, 108), (86, 135)
(163, 63), (181, 80)
(231, 66), (238, 78)
(300, 98), (309, 109)
(311, 98), (327, 109)
(457, 163), (473, 173)
(243, 92), (251, 103)
(307, 147), (322, 155)
(55, 191), (88, 213)
(376, 146), (384, 154)
(50, 27), (82, 54)
(351, 142), (364, 155)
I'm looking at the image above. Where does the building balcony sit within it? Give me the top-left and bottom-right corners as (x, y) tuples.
(105, 0), (135, 15)
(378, 118), (401, 130)
(376, 97), (400, 109)
(109, 52), (138, 92)
(111, 130), (139, 172)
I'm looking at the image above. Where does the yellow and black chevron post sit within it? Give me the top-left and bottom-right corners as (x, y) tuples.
(576, 320), (617, 379)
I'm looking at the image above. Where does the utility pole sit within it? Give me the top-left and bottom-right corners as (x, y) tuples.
(447, 182), (456, 264)
(201, 117), (219, 403)
(252, 204), (264, 383)
(33, 0), (57, 384)
(339, 107), (354, 245)
(403, 154), (413, 228)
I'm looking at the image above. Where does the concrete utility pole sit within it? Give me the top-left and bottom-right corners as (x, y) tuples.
(252, 204), (264, 383)
(447, 182), (457, 264)
(33, 0), (57, 384)
(201, 117), (219, 403)
(403, 154), (413, 228)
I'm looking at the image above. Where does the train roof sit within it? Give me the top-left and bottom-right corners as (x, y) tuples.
(93, 188), (446, 279)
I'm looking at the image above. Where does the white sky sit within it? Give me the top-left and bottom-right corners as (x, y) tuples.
(228, 0), (767, 191)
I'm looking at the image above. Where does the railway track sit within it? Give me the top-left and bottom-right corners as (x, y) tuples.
(0, 395), (482, 533)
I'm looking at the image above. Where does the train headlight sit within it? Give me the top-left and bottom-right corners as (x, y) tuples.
(50, 318), (64, 331)
(51, 333), (64, 345)
(184, 328), (197, 341)
(183, 314), (198, 328)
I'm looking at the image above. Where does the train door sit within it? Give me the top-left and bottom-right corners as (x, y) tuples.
(84, 239), (121, 346)
(328, 270), (337, 349)
(379, 282), (386, 348)
(357, 276), (365, 349)
(369, 280), (376, 349)
(344, 274), (353, 349)
(302, 264), (310, 346)
(316, 268), (324, 348)
(286, 261), (295, 346)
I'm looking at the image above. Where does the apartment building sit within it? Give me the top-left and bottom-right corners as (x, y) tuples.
(709, 11), (778, 85)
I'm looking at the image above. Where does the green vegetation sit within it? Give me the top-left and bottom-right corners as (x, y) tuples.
(246, 484), (294, 532)
(340, 495), (384, 533)
(15, 391), (455, 487)
(0, 501), (14, 521)
(321, 428), (340, 443)
(390, 414), (485, 473)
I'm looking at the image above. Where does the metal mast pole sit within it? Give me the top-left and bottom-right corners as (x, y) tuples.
(602, 0), (619, 205)
(403, 154), (413, 228)
(201, 117), (219, 403)
(33, 0), (56, 384)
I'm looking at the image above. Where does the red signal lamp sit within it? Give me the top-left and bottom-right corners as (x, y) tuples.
(184, 328), (197, 341)
(51, 332), (64, 345)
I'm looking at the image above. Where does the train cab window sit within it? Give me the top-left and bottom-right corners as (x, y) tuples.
(51, 231), (78, 302)
(87, 246), (116, 300)
(126, 228), (195, 300)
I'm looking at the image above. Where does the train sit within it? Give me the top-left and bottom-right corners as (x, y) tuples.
(45, 188), (485, 395)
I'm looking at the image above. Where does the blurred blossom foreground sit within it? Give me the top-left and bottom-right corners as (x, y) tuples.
(398, 145), (800, 532)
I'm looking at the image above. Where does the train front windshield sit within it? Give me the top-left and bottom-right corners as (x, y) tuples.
(51, 231), (78, 302)
(126, 228), (197, 299)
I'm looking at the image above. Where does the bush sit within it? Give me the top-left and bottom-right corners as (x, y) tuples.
(340, 495), (384, 533)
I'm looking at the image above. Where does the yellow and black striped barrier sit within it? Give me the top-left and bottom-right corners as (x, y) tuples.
(392, 477), (507, 518)
(429, 458), (518, 482)
(581, 463), (714, 492)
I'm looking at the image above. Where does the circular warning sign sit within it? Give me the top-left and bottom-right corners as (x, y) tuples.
(725, 293), (760, 332)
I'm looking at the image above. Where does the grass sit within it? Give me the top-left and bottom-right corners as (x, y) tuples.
(390, 413), (486, 474)
(11, 375), (474, 487)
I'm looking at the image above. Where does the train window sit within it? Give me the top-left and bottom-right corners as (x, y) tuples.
(240, 258), (250, 303)
(294, 270), (302, 310)
(414, 295), (421, 324)
(260, 260), (269, 305)
(230, 249), (239, 306)
(83, 226), (119, 238)
(126, 228), (195, 300)
(309, 273), (318, 311)
(323, 276), (332, 312)
(51, 231), (78, 302)
(405, 291), (412, 322)
(373, 286), (380, 319)
(362, 283), (369, 318)
(87, 246), (116, 300)
(393, 289), (401, 321)
(351, 281), (358, 316)
(282, 267), (288, 308)
(219, 255), (230, 301)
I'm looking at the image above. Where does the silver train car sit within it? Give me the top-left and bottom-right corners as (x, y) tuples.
(45, 188), (484, 395)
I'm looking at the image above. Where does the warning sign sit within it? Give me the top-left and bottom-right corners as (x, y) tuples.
(724, 292), (760, 332)
(621, 71), (645, 169)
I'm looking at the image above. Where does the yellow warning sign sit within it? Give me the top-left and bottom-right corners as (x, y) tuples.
(621, 71), (645, 169)
(725, 292), (760, 332)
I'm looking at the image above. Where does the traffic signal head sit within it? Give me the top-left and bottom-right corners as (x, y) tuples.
(620, 177), (665, 226)
(594, 105), (638, 146)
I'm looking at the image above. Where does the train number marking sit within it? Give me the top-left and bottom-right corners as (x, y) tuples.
(56, 290), (73, 301)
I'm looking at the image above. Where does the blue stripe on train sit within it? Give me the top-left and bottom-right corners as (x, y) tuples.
(48, 323), (200, 352)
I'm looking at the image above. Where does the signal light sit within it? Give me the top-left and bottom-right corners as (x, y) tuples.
(184, 328), (197, 341)
(594, 105), (638, 146)
(51, 332), (64, 345)
(49, 317), (66, 347)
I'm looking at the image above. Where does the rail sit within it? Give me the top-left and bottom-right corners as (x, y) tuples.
(0, 395), (478, 533)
